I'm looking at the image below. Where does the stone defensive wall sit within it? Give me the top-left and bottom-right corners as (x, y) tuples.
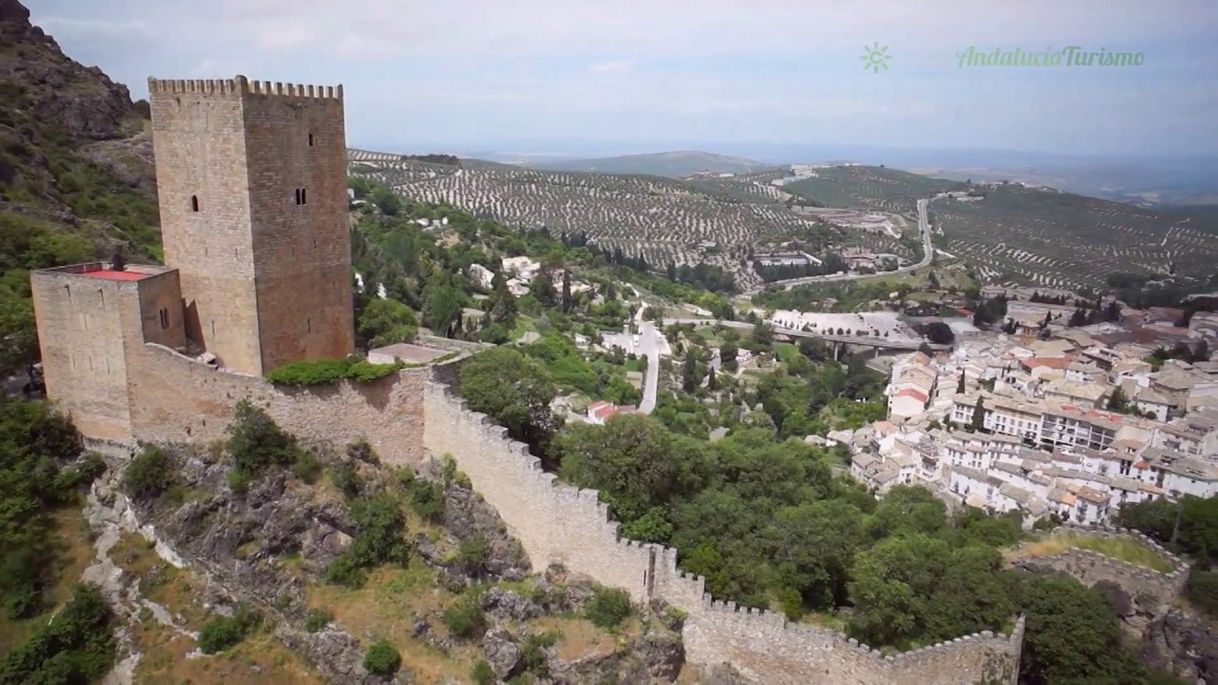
(147, 76), (342, 99)
(1013, 524), (1189, 618)
(422, 382), (1023, 684)
(123, 342), (442, 463)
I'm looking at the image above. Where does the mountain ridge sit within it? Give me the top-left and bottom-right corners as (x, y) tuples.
(531, 150), (769, 177)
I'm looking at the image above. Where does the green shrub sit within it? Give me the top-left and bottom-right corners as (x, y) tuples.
(227, 470), (250, 496)
(265, 357), (401, 386)
(470, 659), (496, 685)
(348, 495), (410, 567)
(347, 438), (378, 464)
(122, 446), (174, 498)
(197, 606), (260, 654)
(305, 608), (332, 633)
(54, 452), (106, 490)
(407, 478), (446, 522)
(520, 631), (560, 677)
(266, 358), (354, 386)
(347, 360), (402, 382)
(0, 400), (82, 618)
(0, 584), (115, 683)
(323, 554), (367, 589)
(362, 639), (401, 675)
(442, 591), (486, 638)
(1186, 570), (1218, 617)
(323, 495), (408, 588)
(454, 537), (489, 574)
(585, 587), (631, 629)
(331, 461), (362, 499)
(226, 400), (301, 475)
(291, 451), (322, 484)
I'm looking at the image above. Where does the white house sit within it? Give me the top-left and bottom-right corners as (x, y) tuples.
(468, 264), (495, 290)
(502, 256), (541, 283)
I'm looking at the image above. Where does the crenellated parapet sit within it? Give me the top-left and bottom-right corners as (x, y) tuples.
(1013, 523), (1189, 616)
(147, 75), (342, 99)
(422, 381), (1024, 684)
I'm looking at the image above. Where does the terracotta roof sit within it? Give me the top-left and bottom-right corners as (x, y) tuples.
(893, 388), (929, 404)
(1020, 357), (1071, 371)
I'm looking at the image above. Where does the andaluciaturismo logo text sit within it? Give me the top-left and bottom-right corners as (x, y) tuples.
(957, 46), (1145, 68)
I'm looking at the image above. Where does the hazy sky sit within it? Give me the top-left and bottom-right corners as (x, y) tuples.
(25, 0), (1218, 158)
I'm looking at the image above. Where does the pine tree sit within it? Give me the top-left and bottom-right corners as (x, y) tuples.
(970, 396), (985, 432)
(561, 270), (573, 313)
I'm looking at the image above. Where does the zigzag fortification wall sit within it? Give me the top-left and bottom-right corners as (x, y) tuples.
(1013, 525), (1189, 618)
(423, 383), (1022, 684)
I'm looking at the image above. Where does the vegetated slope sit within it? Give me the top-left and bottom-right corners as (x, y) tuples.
(348, 150), (916, 289)
(0, 0), (158, 375)
(933, 183), (1218, 292)
(784, 164), (1218, 292)
(534, 150), (768, 177)
(782, 164), (961, 211)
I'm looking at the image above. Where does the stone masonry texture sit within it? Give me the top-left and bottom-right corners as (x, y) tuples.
(422, 382), (1024, 684)
(149, 76), (353, 376)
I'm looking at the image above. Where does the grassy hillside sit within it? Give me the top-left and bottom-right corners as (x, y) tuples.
(782, 165), (961, 210)
(0, 0), (159, 377)
(782, 164), (1218, 292)
(934, 182), (1218, 291)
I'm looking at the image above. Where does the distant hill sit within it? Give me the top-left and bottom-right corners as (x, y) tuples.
(533, 151), (769, 178)
(780, 165), (1218, 291)
(782, 165), (962, 211)
(0, 0), (158, 375)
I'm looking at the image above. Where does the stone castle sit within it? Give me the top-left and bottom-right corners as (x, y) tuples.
(30, 74), (1036, 684)
(33, 75), (354, 443)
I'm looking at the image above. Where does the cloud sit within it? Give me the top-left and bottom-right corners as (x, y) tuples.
(22, 0), (1218, 156)
(588, 61), (634, 74)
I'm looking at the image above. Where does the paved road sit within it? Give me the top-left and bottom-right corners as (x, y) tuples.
(662, 317), (949, 351)
(637, 321), (661, 414)
(742, 197), (935, 295)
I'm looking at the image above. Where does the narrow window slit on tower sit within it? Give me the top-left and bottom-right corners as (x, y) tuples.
(301, 187), (307, 205)
(191, 195), (200, 212)
(308, 133), (315, 147)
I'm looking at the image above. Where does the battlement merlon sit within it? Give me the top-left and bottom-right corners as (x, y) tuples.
(147, 75), (343, 100)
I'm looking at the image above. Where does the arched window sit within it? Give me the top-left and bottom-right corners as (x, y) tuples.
(159, 307), (169, 329)
(300, 187), (307, 205)
(190, 195), (200, 212)
(308, 133), (315, 147)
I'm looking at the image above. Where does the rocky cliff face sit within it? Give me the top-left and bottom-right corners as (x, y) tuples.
(0, 0), (138, 141)
(0, 0), (154, 219)
(1139, 608), (1218, 683)
(95, 443), (691, 683)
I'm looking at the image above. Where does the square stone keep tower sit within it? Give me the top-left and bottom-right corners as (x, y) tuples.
(148, 76), (354, 376)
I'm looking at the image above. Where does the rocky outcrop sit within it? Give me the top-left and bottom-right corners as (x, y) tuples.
(0, 0), (139, 141)
(91, 452), (399, 683)
(1140, 609), (1218, 683)
(481, 627), (523, 679)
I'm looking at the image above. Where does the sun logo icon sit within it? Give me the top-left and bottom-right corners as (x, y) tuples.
(861, 42), (892, 73)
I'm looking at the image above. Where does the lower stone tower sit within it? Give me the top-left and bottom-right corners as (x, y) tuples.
(148, 76), (353, 376)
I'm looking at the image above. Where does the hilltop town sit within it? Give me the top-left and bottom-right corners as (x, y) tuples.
(857, 291), (1217, 524)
